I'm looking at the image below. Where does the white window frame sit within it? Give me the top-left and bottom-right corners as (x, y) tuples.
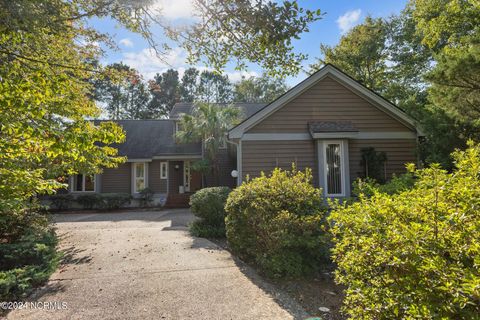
(160, 161), (168, 179)
(133, 162), (146, 193)
(70, 174), (96, 193)
(323, 140), (346, 197)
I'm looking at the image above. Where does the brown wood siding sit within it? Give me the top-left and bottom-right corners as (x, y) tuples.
(242, 140), (318, 186)
(349, 139), (417, 183)
(248, 76), (411, 133)
(148, 160), (167, 193)
(101, 163), (131, 193)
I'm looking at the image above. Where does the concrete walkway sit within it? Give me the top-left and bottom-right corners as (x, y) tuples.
(7, 210), (307, 320)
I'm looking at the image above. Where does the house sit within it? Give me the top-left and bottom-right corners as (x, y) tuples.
(228, 64), (422, 197)
(67, 103), (265, 207)
(67, 64), (422, 206)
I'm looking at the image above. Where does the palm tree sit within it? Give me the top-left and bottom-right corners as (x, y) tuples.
(175, 102), (241, 185)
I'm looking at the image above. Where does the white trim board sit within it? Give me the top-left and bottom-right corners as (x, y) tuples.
(229, 64), (423, 139)
(242, 132), (417, 141)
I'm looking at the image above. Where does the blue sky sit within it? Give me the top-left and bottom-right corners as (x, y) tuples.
(93, 0), (407, 86)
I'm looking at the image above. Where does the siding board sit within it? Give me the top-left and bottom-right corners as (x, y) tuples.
(249, 76), (411, 133)
(149, 160), (168, 193)
(101, 163), (131, 193)
(242, 140), (318, 186)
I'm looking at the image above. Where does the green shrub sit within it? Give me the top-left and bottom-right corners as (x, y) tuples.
(329, 142), (480, 319)
(0, 226), (59, 301)
(76, 193), (101, 209)
(49, 194), (73, 211)
(225, 166), (329, 278)
(352, 171), (416, 198)
(189, 220), (226, 238)
(190, 187), (231, 224)
(101, 193), (131, 210)
(139, 187), (155, 207)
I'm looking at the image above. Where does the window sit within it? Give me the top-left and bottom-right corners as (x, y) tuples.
(160, 162), (168, 179)
(184, 161), (191, 192)
(71, 174), (95, 192)
(134, 163), (146, 193)
(323, 141), (345, 196)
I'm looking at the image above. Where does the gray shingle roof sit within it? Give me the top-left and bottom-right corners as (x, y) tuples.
(169, 102), (267, 120)
(309, 121), (358, 133)
(95, 120), (201, 159)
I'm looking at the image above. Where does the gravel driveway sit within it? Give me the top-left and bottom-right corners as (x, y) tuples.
(7, 210), (307, 320)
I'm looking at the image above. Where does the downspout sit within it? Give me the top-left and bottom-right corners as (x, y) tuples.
(226, 137), (242, 186)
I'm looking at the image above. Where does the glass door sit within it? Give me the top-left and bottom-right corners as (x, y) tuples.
(323, 141), (344, 197)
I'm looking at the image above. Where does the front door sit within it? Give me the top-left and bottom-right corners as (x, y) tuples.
(321, 140), (349, 197)
(183, 161), (191, 192)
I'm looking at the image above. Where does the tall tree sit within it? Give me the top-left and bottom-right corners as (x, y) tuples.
(311, 17), (389, 91)
(411, 0), (480, 137)
(94, 63), (151, 119)
(0, 0), (130, 235)
(234, 74), (288, 103)
(180, 68), (200, 103)
(148, 69), (180, 117)
(197, 71), (233, 104)
(176, 103), (241, 184)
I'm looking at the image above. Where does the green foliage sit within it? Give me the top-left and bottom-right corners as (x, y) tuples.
(93, 63), (152, 120)
(234, 73), (289, 103)
(101, 193), (132, 210)
(76, 194), (102, 210)
(189, 220), (226, 239)
(49, 194), (74, 211)
(352, 171), (416, 198)
(329, 142), (480, 319)
(411, 0), (480, 145)
(225, 166), (329, 278)
(148, 69), (180, 117)
(360, 147), (388, 183)
(190, 187), (231, 237)
(176, 103), (241, 183)
(197, 71), (233, 104)
(139, 188), (155, 207)
(0, 226), (59, 301)
(312, 17), (389, 90)
(177, 1), (323, 77)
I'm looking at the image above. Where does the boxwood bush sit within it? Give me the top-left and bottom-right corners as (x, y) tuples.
(329, 142), (480, 319)
(225, 166), (329, 278)
(189, 187), (231, 238)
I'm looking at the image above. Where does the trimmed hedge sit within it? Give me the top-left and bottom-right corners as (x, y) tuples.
(189, 187), (231, 238)
(329, 142), (480, 319)
(225, 166), (329, 278)
(48, 193), (132, 210)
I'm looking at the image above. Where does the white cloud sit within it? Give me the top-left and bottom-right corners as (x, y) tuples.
(226, 71), (259, 83)
(149, 0), (196, 20)
(122, 47), (188, 79)
(120, 46), (259, 82)
(119, 38), (134, 47)
(336, 9), (362, 34)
